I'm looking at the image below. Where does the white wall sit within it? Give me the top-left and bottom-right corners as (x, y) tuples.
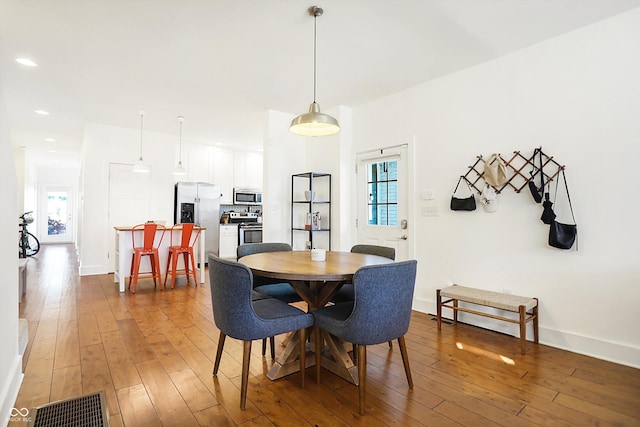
(352, 8), (640, 367)
(0, 74), (22, 424)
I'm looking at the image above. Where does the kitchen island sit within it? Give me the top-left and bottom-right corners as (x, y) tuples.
(114, 225), (206, 292)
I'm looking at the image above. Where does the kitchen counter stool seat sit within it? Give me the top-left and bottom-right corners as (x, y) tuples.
(129, 223), (166, 293)
(164, 223), (201, 289)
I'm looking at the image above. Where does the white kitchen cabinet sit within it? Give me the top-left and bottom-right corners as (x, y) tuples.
(234, 150), (263, 188)
(212, 147), (234, 204)
(219, 224), (238, 259)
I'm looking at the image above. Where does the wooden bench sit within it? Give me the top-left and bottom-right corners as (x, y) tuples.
(436, 284), (538, 354)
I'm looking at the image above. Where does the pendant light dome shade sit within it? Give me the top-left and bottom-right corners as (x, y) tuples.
(290, 6), (340, 137)
(290, 102), (340, 136)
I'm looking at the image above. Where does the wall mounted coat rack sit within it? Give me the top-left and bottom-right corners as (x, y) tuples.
(460, 148), (565, 194)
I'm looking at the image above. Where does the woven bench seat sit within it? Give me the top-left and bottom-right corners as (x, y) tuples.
(437, 284), (538, 354)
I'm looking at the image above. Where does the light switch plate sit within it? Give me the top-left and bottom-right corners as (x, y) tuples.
(421, 190), (434, 200)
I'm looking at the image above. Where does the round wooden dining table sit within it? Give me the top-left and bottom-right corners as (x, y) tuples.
(238, 250), (393, 383)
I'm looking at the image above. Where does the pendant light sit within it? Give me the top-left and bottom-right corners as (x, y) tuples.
(173, 115), (187, 176)
(132, 109), (150, 173)
(290, 6), (340, 137)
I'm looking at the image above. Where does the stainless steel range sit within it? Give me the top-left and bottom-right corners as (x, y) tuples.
(229, 212), (262, 245)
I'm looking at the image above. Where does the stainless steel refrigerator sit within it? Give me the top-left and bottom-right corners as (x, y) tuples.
(174, 182), (221, 256)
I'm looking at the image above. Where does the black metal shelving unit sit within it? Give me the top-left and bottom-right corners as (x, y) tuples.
(291, 172), (331, 250)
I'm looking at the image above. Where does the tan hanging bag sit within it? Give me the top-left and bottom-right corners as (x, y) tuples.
(483, 154), (509, 187)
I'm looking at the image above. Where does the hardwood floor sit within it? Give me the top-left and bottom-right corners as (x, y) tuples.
(14, 244), (640, 426)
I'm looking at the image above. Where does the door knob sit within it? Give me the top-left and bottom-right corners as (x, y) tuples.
(399, 235), (407, 240)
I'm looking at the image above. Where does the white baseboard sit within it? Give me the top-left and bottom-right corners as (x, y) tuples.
(79, 264), (108, 276)
(0, 356), (25, 425)
(413, 297), (640, 369)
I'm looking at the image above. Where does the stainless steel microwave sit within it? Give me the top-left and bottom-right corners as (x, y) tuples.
(233, 188), (262, 205)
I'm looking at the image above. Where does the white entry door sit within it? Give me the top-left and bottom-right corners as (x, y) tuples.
(39, 186), (74, 243)
(356, 145), (409, 260)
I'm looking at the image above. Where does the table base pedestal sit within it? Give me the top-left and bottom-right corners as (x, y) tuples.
(266, 329), (359, 385)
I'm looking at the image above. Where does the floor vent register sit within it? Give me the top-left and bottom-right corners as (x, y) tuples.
(27, 391), (109, 427)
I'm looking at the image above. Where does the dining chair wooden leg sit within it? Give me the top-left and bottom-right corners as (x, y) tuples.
(299, 327), (306, 388)
(261, 338), (267, 356)
(357, 345), (367, 415)
(269, 336), (275, 360)
(388, 341), (393, 348)
(397, 335), (413, 388)
(213, 332), (226, 376)
(314, 326), (322, 384)
(240, 340), (252, 410)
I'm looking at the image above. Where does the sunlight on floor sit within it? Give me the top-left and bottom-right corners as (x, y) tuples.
(456, 341), (515, 365)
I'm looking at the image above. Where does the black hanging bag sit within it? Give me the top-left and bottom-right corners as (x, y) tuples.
(548, 169), (577, 250)
(450, 176), (476, 211)
(540, 192), (556, 224)
(528, 148), (544, 203)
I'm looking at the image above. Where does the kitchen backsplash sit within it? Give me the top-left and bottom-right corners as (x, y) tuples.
(221, 204), (262, 214)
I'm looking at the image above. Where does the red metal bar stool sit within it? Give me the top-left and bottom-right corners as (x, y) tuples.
(128, 223), (166, 293)
(164, 223), (201, 289)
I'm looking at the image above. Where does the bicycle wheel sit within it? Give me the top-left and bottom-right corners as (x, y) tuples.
(23, 232), (40, 256)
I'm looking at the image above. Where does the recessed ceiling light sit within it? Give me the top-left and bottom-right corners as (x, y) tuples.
(48, 150), (57, 153)
(45, 138), (56, 142)
(16, 58), (37, 67)
(35, 110), (50, 115)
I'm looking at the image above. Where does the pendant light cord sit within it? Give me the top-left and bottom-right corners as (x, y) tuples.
(313, 12), (317, 103)
(178, 116), (183, 162)
(139, 110), (144, 159)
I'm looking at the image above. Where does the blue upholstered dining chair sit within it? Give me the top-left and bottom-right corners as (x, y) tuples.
(237, 242), (303, 304)
(313, 260), (417, 415)
(332, 244), (396, 303)
(208, 255), (314, 409)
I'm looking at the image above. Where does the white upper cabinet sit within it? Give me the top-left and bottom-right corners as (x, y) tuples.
(181, 144), (263, 201)
(234, 150), (263, 189)
(213, 147), (234, 204)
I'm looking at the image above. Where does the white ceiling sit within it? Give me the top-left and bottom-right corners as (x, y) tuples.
(2, 0), (639, 163)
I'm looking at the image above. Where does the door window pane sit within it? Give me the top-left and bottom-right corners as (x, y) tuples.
(366, 160), (398, 226)
(47, 191), (68, 235)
